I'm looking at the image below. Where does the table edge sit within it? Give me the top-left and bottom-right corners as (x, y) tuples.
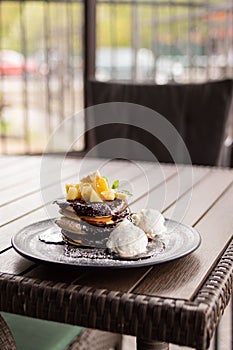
(0, 238), (232, 349)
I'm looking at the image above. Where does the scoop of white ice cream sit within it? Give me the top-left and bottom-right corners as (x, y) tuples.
(106, 219), (148, 258)
(132, 209), (167, 237)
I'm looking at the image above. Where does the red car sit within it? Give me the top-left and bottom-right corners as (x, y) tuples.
(0, 50), (38, 76)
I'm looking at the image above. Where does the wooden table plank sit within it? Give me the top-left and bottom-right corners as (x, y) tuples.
(0, 181), (68, 226)
(164, 168), (233, 225)
(134, 171), (233, 300)
(0, 169), (77, 207)
(0, 156), (25, 167)
(0, 156), (77, 191)
(0, 157), (99, 206)
(24, 264), (89, 283)
(131, 166), (210, 213)
(0, 156), (41, 180)
(127, 163), (178, 205)
(0, 205), (56, 253)
(74, 267), (153, 292)
(0, 249), (35, 274)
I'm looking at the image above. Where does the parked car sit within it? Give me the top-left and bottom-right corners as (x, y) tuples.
(0, 50), (38, 76)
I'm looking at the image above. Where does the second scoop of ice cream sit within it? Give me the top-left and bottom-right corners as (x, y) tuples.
(106, 219), (148, 257)
(132, 209), (167, 237)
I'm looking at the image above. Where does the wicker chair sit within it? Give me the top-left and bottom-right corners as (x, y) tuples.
(0, 314), (122, 350)
(66, 329), (122, 350)
(0, 314), (16, 350)
(85, 79), (233, 166)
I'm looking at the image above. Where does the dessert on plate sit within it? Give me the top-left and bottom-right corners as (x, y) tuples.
(54, 170), (167, 258)
(55, 171), (130, 247)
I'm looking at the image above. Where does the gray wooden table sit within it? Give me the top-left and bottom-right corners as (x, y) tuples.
(0, 155), (232, 350)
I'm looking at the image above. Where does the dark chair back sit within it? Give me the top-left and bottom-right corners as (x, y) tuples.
(86, 79), (233, 165)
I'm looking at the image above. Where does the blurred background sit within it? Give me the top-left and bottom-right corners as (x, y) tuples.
(0, 0), (232, 155)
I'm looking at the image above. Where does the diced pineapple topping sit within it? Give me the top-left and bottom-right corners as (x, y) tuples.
(66, 186), (81, 200)
(115, 192), (127, 200)
(80, 170), (101, 184)
(96, 177), (109, 195)
(101, 189), (115, 201)
(65, 171), (127, 202)
(66, 184), (74, 193)
(80, 183), (93, 202)
(90, 188), (103, 202)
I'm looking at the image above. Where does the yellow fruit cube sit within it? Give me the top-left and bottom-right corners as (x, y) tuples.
(96, 177), (109, 194)
(90, 188), (103, 202)
(101, 189), (115, 201)
(80, 171), (101, 184)
(66, 183), (74, 193)
(80, 183), (92, 202)
(115, 192), (127, 200)
(66, 186), (79, 200)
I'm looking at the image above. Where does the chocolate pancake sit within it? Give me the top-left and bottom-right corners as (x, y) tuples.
(58, 208), (81, 222)
(55, 198), (130, 242)
(56, 217), (113, 235)
(58, 217), (113, 248)
(58, 207), (129, 228)
(56, 198), (128, 218)
(61, 229), (110, 248)
(79, 209), (129, 227)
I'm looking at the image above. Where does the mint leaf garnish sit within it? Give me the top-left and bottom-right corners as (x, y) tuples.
(112, 180), (119, 189)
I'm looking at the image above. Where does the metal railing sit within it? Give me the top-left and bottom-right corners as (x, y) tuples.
(95, 0), (233, 83)
(0, 0), (84, 154)
(0, 0), (232, 154)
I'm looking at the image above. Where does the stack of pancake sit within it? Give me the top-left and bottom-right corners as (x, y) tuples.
(55, 172), (130, 247)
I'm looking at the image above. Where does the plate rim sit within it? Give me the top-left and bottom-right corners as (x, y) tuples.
(11, 217), (202, 269)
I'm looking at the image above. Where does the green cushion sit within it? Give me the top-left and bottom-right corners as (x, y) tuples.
(1, 312), (83, 350)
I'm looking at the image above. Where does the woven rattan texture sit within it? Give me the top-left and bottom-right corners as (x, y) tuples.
(195, 239), (233, 347)
(0, 314), (16, 350)
(66, 329), (121, 350)
(0, 238), (232, 350)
